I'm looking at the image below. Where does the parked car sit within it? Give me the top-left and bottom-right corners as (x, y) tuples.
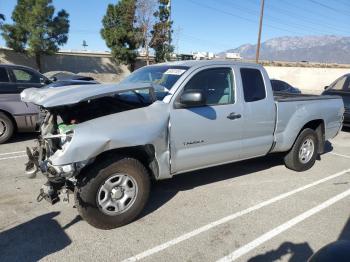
(22, 60), (344, 229)
(271, 79), (301, 94)
(0, 64), (98, 143)
(45, 79), (99, 88)
(322, 74), (350, 127)
(48, 72), (96, 82)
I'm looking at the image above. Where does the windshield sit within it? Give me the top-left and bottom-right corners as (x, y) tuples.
(120, 65), (189, 101)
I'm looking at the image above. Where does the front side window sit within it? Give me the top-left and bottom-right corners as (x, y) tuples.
(182, 68), (234, 105)
(241, 68), (266, 102)
(0, 68), (9, 83)
(12, 69), (40, 83)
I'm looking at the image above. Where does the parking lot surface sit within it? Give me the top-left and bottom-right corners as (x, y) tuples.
(0, 129), (349, 262)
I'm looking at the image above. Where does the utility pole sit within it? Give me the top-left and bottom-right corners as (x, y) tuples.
(256, 0), (265, 63)
(167, 0), (172, 46)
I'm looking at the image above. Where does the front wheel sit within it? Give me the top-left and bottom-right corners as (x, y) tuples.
(74, 156), (150, 229)
(284, 128), (318, 172)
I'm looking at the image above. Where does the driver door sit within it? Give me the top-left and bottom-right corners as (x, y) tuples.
(170, 67), (243, 174)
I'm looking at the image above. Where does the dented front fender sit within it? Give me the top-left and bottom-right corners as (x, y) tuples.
(49, 101), (172, 179)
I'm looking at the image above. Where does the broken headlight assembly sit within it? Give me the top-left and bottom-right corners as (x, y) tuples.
(43, 130), (74, 152)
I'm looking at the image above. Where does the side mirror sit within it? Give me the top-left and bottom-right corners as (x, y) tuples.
(50, 76), (57, 82)
(179, 89), (206, 107)
(324, 86), (329, 90)
(40, 77), (51, 85)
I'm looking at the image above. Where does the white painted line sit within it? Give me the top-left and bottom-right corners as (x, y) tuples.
(0, 150), (26, 156)
(0, 155), (27, 161)
(216, 187), (350, 262)
(330, 152), (350, 159)
(122, 168), (350, 262)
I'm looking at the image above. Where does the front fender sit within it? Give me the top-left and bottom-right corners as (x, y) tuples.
(49, 102), (171, 178)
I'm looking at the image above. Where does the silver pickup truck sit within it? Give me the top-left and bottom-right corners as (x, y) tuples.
(21, 60), (344, 229)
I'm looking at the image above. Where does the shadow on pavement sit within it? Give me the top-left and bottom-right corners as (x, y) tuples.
(342, 126), (350, 133)
(247, 241), (313, 262)
(338, 217), (350, 241)
(140, 154), (284, 219)
(0, 212), (80, 262)
(7, 132), (38, 144)
(141, 140), (335, 219)
(323, 141), (334, 154)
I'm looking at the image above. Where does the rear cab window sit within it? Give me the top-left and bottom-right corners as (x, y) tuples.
(240, 68), (266, 102)
(0, 68), (10, 83)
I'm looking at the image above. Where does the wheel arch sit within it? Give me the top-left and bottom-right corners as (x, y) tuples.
(79, 144), (159, 180)
(0, 109), (18, 132)
(297, 119), (325, 154)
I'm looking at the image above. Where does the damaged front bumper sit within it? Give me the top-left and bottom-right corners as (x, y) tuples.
(25, 139), (88, 205)
(25, 145), (78, 179)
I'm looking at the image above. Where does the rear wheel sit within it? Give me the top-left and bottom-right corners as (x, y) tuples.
(74, 156), (150, 229)
(0, 112), (14, 144)
(284, 128), (318, 172)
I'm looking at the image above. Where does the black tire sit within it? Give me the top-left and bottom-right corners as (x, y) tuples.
(74, 156), (150, 230)
(0, 112), (14, 144)
(284, 128), (318, 172)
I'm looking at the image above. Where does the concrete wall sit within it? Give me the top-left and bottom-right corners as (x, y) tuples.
(265, 66), (350, 94)
(0, 48), (154, 83)
(1, 48), (349, 91)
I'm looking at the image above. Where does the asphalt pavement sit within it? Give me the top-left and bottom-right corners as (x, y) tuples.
(0, 129), (349, 262)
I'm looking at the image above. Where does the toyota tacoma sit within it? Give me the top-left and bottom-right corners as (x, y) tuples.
(21, 60), (344, 229)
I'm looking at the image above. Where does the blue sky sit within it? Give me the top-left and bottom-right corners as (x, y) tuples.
(1, 0), (350, 53)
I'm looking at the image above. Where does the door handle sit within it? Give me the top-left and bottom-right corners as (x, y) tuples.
(227, 112), (242, 120)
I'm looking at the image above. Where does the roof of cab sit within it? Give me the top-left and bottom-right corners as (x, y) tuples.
(155, 59), (260, 68)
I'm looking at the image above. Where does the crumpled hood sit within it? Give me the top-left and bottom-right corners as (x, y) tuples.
(49, 101), (170, 166)
(20, 82), (155, 108)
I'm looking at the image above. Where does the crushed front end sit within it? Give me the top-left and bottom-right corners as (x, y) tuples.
(25, 108), (88, 204)
(21, 83), (165, 207)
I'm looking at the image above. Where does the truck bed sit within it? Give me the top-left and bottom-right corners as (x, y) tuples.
(274, 92), (340, 102)
(271, 92), (344, 153)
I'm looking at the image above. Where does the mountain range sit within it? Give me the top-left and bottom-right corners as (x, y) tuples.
(218, 35), (350, 64)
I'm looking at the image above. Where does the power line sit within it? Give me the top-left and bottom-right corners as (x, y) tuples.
(263, 1), (350, 34)
(260, 0), (349, 23)
(308, 0), (350, 16)
(190, 0), (347, 36)
(244, 0), (350, 34)
(214, 0), (347, 35)
(187, 0), (303, 35)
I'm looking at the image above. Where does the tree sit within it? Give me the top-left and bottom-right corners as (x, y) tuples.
(1, 0), (69, 72)
(0, 14), (5, 26)
(150, 0), (174, 62)
(101, 0), (140, 71)
(135, 0), (157, 65)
